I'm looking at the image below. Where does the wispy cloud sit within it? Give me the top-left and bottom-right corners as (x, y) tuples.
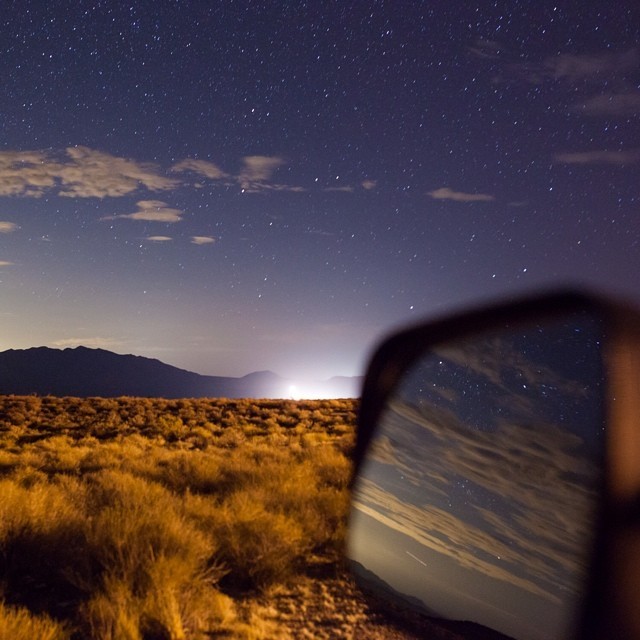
(237, 155), (291, 192)
(240, 155), (284, 182)
(60, 147), (179, 197)
(427, 187), (495, 202)
(171, 158), (229, 180)
(0, 147), (178, 198)
(175, 154), (305, 193)
(105, 200), (184, 223)
(499, 49), (640, 85)
(0, 260), (13, 266)
(546, 49), (639, 82)
(554, 149), (640, 166)
(325, 185), (354, 193)
(146, 235), (173, 242)
(361, 179), (377, 190)
(468, 38), (503, 60)
(0, 148), (355, 201)
(191, 236), (216, 245)
(479, 46), (640, 122)
(0, 221), (18, 233)
(573, 91), (640, 117)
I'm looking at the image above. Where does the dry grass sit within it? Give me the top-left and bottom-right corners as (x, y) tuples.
(0, 396), (357, 639)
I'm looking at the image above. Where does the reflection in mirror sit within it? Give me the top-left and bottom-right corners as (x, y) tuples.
(349, 313), (604, 640)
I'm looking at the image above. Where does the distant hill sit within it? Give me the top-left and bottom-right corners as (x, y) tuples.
(0, 347), (362, 399)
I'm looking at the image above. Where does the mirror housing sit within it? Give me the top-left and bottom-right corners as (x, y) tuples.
(348, 291), (640, 639)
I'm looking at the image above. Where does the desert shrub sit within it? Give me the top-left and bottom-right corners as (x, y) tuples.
(154, 415), (189, 442)
(79, 442), (125, 473)
(189, 425), (213, 449)
(0, 602), (70, 640)
(213, 489), (308, 590)
(0, 475), (89, 615)
(0, 449), (18, 474)
(0, 469), (228, 638)
(81, 556), (224, 640)
(81, 577), (141, 640)
(83, 470), (218, 577)
(132, 450), (223, 495)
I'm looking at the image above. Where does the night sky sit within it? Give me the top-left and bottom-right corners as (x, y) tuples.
(1, 2), (638, 382)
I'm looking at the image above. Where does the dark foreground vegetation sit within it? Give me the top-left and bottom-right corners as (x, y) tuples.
(0, 396), (357, 639)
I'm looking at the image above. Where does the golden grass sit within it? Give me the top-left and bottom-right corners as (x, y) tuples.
(0, 396), (356, 639)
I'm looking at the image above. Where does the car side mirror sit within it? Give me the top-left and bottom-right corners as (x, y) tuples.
(347, 291), (640, 639)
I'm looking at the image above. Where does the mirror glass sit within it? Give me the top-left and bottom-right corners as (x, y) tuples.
(348, 312), (604, 640)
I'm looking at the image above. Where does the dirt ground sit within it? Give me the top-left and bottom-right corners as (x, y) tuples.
(236, 559), (464, 640)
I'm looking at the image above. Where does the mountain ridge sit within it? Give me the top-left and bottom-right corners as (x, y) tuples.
(0, 346), (362, 399)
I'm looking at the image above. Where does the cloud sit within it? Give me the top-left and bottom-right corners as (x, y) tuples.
(0, 147), (357, 201)
(238, 155), (287, 192)
(361, 179), (377, 190)
(241, 155), (284, 182)
(191, 236), (216, 245)
(554, 149), (640, 166)
(60, 147), (179, 197)
(171, 158), (229, 180)
(325, 185), (354, 193)
(427, 187), (495, 202)
(106, 200), (184, 223)
(0, 260), (13, 266)
(0, 221), (18, 233)
(0, 147), (321, 200)
(173, 155), (308, 193)
(573, 92), (640, 117)
(486, 47), (639, 99)
(468, 38), (503, 60)
(0, 150), (59, 197)
(0, 147), (179, 199)
(146, 236), (173, 242)
(546, 48), (639, 82)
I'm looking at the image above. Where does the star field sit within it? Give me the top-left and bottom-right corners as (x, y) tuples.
(0, 2), (638, 381)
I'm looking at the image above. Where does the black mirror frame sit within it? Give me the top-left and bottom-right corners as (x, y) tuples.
(351, 289), (640, 639)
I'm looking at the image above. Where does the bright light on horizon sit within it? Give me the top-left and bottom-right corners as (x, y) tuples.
(288, 384), (300, 400)
(286, 381), (354, 400)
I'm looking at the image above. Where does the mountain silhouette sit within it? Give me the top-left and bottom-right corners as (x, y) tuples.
(0, 347), (361, 399)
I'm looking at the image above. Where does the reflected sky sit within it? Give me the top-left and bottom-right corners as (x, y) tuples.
(349, 313), (604, 640)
